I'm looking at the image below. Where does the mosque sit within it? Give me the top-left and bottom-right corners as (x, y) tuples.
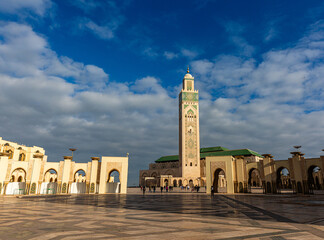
(139, 69), (324, 194)
(0, 137), (128, 195)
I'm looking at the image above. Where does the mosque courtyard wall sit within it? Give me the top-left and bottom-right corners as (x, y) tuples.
(0, 137), (128, 195)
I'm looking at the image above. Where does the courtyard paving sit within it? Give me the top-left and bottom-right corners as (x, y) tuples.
(0, 192), (324, 239)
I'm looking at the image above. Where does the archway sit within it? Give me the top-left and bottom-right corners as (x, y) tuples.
(248, 168), (262, 193)
(189, 179), (193, 188)
(41, 169), (58, 194)
(213, 168), (227, 193)
(70, 169), (86, 194)
(173, 179), (177, 187)
(106, 170), (120, 193)
(44, 169), (58, 182)
(6, 168), (26, 195)
(248, 168), (261, 186)
(276, 167), (292, 193)
(308, 166), (322, 191)
(178, 179), (182, 187)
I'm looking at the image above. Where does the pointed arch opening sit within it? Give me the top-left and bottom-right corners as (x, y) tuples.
(106, 169), (120, 193)
(213, 168), (227, 193)
(41, 169), (58, 194)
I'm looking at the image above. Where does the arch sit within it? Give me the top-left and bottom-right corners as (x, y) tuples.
(7, 168), (27, 195)
(248, 168), (261, 188)
(307, 165), (322, 191)
(178, 179), (182, 187)
(11, 168), (27, 182)
(74, 169), (86, 183)
(108, 169), (120, 183)
(213, 168), (227, 193)
(41, 169), (58, 194)
(106, 169), (121, 193)
(276, 167), (291, 191)
(44, 169), (58, 183)
(189, 179), (193, 188)
(19, 153), (25, 161)
(173, 179), (177, 187)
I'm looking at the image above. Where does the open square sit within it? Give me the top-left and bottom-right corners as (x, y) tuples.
(1, 192), (324, 239)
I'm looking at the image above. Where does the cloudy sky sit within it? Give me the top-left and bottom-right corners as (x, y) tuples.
(1, 0), (324, 185)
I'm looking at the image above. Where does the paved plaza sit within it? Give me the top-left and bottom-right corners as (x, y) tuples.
(0, 192), (324, 239)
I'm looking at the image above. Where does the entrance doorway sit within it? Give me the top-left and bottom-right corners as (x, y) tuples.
(41, 169), (58, 194)
(308, 166), (322, 192)
(6, 168), (26, 195)
(107, 170), (120, 193)
(276, 167), (292, 193)
(213, 168), (226, 193)
(70, 170), (86, 194)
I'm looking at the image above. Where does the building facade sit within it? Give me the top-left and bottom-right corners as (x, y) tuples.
(0, 137), (128, 195)
(139, 70), (324, 194)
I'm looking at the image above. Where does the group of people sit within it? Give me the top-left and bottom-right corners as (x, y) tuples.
(180, 185), (201, 192)
(141, 185), (174, 194)
(140, 185), (204, 194)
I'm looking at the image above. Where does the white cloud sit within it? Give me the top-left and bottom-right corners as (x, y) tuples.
(181, 48), (200, 59)
(0, 21), (178, 185)
(0, 0), (51, 16)
(79, 19), (115, 40)
(193, 20), (324, 160)
(164, 51), (178, 60)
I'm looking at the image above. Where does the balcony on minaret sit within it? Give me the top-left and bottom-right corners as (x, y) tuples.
(182, 67), (195, 92)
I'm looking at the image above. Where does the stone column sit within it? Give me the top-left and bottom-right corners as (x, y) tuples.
(61, 156), (72, 194)
(290, 152), (308, 194)
(89, 157), (99, 194)
(262, 154), (277, 194)
(235, 156), (246, 193)
(258, 159), (266, 193)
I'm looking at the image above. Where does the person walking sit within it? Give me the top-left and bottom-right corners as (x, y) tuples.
(143, 186), (146, 195)
(211, 186), (214, 197)
(160, 186), (163, 193)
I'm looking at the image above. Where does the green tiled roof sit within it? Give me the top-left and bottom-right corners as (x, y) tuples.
(200, 146), (229, 153)
(155, 155), (179, 163)
(200, 149), (263, 158)
(155, 147), (262, 163)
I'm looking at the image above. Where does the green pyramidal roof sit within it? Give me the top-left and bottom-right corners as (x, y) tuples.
(155, 147), (263, 163)
(200, 146), (229, 153)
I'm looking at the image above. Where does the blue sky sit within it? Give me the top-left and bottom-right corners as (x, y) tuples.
(1, 0), (324, 185)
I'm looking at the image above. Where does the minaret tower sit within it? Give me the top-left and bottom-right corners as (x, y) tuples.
(179, 67), (200, 179)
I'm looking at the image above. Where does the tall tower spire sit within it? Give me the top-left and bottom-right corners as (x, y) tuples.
(179, 68), (200, 181)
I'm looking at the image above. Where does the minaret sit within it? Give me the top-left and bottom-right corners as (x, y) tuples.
(179, 67), (200, 179)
